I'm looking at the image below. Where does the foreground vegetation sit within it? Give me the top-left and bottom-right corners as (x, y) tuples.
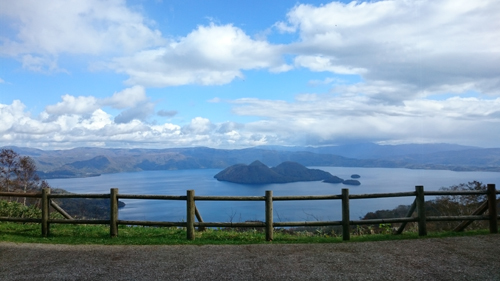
(0, 221), (491, 246)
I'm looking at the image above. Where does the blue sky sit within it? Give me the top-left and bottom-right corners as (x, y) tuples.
(1, 0), (499, 149)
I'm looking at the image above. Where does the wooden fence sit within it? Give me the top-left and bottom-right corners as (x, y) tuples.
(0, 184), (498, 241)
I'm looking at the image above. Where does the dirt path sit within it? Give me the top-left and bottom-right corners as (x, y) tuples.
(1, 234), (499, 280)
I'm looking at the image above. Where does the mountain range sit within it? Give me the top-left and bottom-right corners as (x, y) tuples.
(2, 143), (500, 179)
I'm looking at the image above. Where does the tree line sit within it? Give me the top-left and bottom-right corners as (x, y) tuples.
(0, 148), (115, 219)
(362, 181), (495, 232)
(0, 149), (49, 205)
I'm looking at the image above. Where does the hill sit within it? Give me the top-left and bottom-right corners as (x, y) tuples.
(214, 161), (334, 184)
(3, 143), (499, 179)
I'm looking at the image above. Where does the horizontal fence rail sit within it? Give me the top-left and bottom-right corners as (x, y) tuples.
(0, 184), (498, 241)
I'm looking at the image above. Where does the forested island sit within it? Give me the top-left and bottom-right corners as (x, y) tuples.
(214, 160), (361, 185)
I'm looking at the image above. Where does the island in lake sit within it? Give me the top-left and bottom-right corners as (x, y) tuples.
(214, 160), (361, 185)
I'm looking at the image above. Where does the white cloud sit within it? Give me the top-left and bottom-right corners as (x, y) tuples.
(20, 55), (66, 73)
(103, 85), (148, 109)
(114, 102), (156, 124)
(181, 117), (216, 135)
(45, 95), (100, 115)
(80, 109), (113, 130)
(294, 55), (367, 75)
(3, 93), (500, 149)
(44, 86), (155, 123)
(0, 0), (164, 70)
(109, 23), (290, 87)
(0, 100), (59, 135)
(0, 99), (276, 148)
(228, 95), (500, 147)
(282, 0), (500, 100)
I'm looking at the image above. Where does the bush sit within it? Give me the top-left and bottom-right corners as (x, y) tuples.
(0, 199), (41, 218)
(0, 199), (63, 220)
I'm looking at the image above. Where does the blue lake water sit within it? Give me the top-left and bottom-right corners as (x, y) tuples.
(47, 167), (500, 223)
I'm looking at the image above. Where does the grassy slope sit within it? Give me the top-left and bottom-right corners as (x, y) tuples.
(0, 222), (491, 245)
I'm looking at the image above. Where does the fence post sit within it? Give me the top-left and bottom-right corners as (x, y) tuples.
(187, 190), (195, 240)
(195, 206), (206, 232)
(265, 190), (273, 241)
(416, 185), (427, 236)
(487, 184), (498, 234)
(41, 188), (50, 237)
(342, 188), (350, 241)
(110, 188), (118, 237)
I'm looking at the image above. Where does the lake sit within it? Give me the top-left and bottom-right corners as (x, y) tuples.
(47, 167), (500, 223)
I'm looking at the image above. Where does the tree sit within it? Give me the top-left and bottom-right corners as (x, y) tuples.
(431, 181), (488, 230)
(0, 149), (49, 205)
(0, 149), (18, 193)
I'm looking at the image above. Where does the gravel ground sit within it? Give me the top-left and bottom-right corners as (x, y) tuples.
(1, 234), (499, 280)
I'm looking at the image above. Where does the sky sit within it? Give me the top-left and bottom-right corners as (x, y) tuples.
(1, 0), (499, 150)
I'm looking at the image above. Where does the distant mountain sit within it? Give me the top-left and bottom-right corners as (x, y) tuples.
(2, 143), (499, 179)
(257, 143), (477, 159)
(386, 148), (500, 167)
(214, 161), (334, 184)
(67, 155), (111, 170)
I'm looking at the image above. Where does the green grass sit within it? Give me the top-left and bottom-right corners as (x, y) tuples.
(0, 222), (492, 245)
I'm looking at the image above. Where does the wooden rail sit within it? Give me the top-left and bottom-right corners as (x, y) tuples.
(0, 184), (498, 241)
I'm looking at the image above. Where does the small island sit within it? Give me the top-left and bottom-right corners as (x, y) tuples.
(214, 160), (362, 185)
(322, 177), (361, 185)
(343, 179), (361, 186)
(214, 161), (334, 184)
(323, 176), (344, 184)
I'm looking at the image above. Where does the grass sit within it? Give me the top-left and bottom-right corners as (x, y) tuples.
(0, 222), (492, 245)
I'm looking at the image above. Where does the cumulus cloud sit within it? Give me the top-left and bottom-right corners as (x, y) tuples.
(228, 95), (500, 147)
(181, 117), (216, 135)
(0, 99), (269, 149)
(109, 23), (290, 87)
(0, 0), (164, 70)
(3, 93), (500, 149)
(114, 102), (156, 124)
(45, 95), (100, 115)
(103, 85), (148, 109)
(44, 86), (155, 123)
(280, 0), (500, 100)
(1, 101), (59, 136)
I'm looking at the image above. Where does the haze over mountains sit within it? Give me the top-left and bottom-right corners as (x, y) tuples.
(3, 143), (500, 179)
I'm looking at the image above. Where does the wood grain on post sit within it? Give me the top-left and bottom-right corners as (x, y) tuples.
(41, 188), (50, 237)
(416, 185), (427, 236)
(265, 190), (273, 241)
(487, 184), (498, 233)
(110, 188), (118, 237)
(187, 190), (195, 240)
(342, 188), (350, 241)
